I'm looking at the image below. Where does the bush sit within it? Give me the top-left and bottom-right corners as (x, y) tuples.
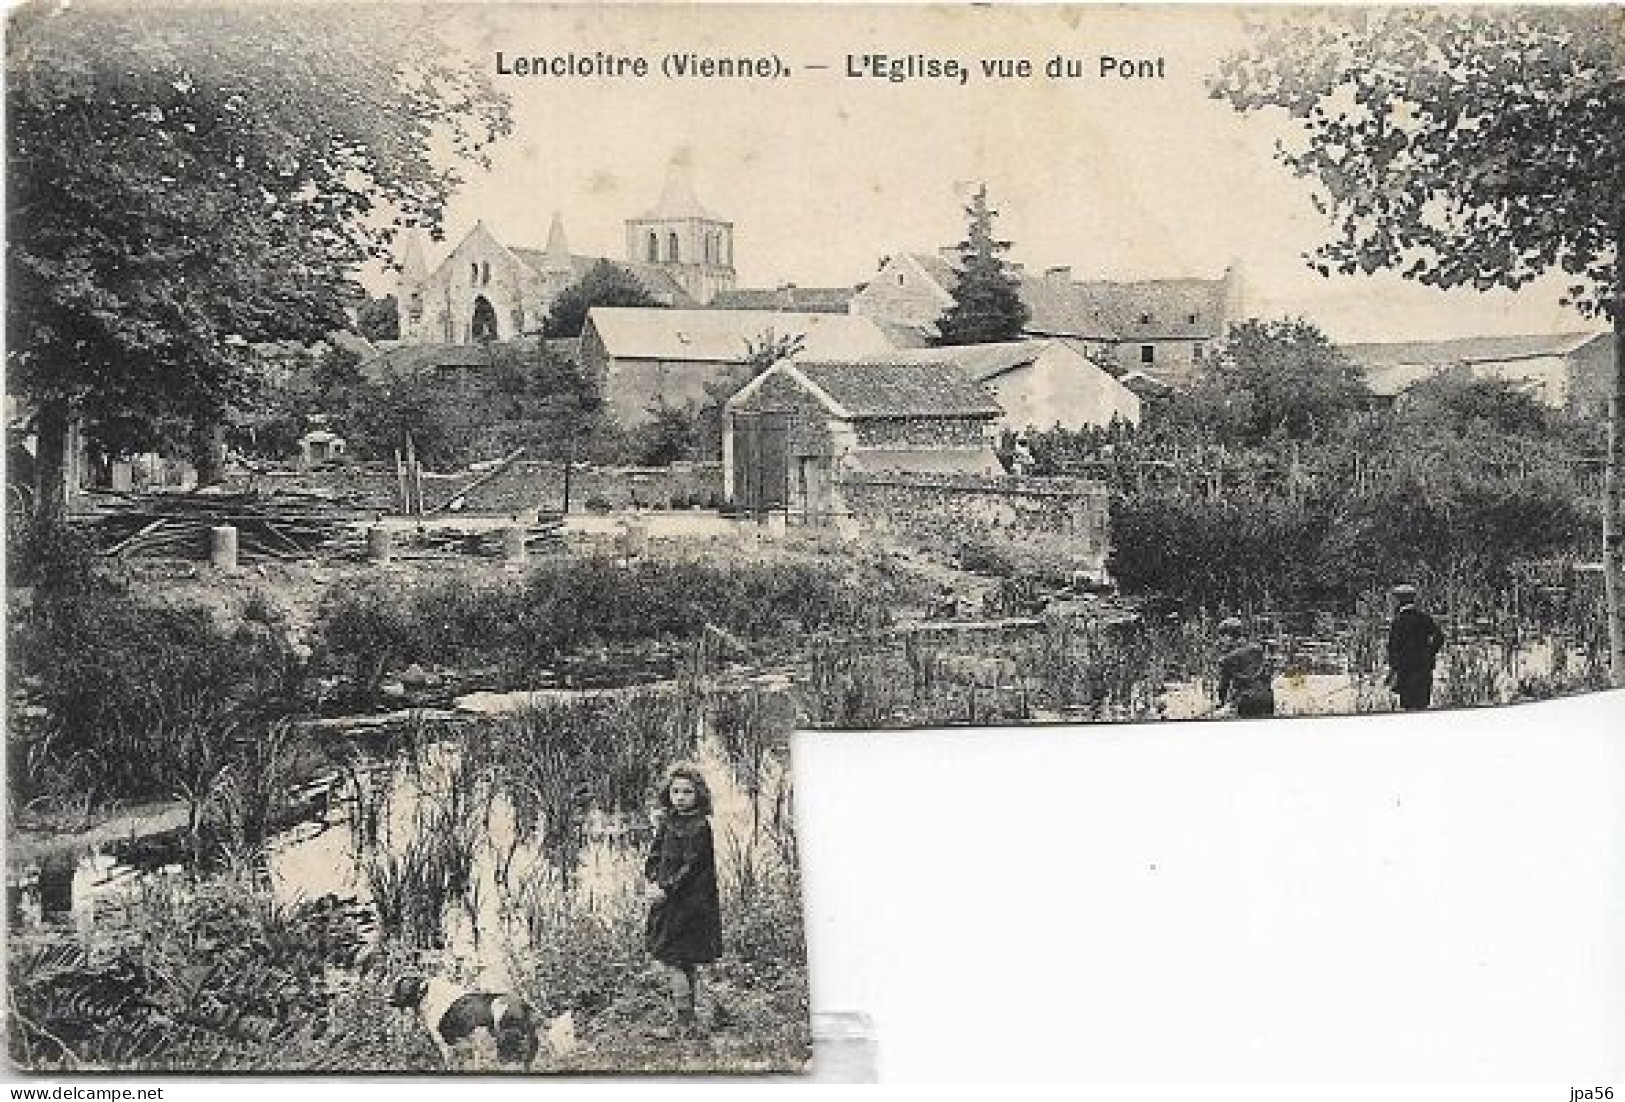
(314, 557), (893, 695)
(8, 882), (373, 1071)
(11, 586), (310, 807)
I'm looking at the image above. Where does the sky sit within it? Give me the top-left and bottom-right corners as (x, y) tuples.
(386, 3), (1599, 344)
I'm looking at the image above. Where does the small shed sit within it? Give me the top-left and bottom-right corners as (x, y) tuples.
(723, 359), (1002, 520)
(299, 428), (347, 467)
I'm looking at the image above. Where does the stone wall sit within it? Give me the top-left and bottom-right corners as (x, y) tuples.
(833, 470), (1112, 567)
(248, 460), (723, 515)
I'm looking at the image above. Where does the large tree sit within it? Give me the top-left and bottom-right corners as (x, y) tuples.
(933, 184), (1030, 346)
(543, 260), (663, 338)
(1210, 8), (1625, 684)
(1185, 318), (1367, 444)
(6, 2), (510, 516)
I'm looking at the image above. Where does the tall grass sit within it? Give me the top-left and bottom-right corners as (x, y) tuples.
(316, 556), (896, 699)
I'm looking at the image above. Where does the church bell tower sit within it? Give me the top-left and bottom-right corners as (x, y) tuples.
(625, 164), (735, 305)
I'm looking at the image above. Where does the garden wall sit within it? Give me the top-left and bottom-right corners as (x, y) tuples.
(833, 471), (1112, 567)
(246, 460), (724, 514)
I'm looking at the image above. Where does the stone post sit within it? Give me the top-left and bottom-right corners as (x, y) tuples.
(503, 525), (528, 565)
(367, 524), (393, 565)
(209, 525), (238, 570)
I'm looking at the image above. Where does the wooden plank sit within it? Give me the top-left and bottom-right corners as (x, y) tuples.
(102, 518), (169, 556)
(427, 447), (526, 515)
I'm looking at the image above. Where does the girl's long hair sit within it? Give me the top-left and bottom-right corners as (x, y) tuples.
(657, 762), (713, 816)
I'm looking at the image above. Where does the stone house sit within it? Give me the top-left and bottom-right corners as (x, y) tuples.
(578, 308), (896, 426)
(722, 358), (1003, 519)
(850, 251), (1244, 388)
(838, 339), (1142, 434)
(1342, 332), (1614, 417)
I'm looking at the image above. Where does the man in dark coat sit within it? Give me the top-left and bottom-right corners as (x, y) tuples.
(1386, 584), (1445, 711)
(1216, 617), (1275, 717)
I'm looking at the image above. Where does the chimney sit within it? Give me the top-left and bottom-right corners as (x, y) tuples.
(1045, 265), (1072, 282)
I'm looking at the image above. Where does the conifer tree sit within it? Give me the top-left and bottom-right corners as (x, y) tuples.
(933, 185), (1030, 346)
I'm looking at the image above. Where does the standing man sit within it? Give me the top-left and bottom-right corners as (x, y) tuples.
(1386, 584), (1445, 711)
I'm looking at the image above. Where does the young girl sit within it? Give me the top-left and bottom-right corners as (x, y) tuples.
(644, 764), (722, 1039)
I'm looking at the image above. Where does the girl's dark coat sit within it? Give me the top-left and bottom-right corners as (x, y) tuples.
(644, 812), (722, 965)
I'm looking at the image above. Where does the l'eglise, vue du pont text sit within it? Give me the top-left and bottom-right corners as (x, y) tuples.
(845, 53), (969, 85)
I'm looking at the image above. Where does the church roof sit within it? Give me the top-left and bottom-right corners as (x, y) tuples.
(585, 308), (893, 363)
(508, 250), (694, 305)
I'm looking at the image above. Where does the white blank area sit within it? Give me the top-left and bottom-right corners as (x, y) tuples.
(796, 692), (1625, 1084)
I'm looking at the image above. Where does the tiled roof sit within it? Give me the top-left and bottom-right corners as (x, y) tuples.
(585, 308), (894, 363)
(902, 253), (1226, 340)
(791, 360), (1003, 420)
(711, 286), (855, 313)
(1341, 332), (1602, 369)
(842, 340), (1045, 383)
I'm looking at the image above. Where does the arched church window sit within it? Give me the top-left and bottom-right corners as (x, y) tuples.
(481, 261), (491, 286)
(667, 232), (680, 264)
(471, 263), (479, 286)
(647, 231), (659, 263)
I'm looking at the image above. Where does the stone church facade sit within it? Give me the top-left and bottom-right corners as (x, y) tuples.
(395, 170), (736, 344)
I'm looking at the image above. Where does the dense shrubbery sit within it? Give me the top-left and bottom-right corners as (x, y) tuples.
(318, 556), (890, 695)
(9, 580), (311, 810)
(1020, 325), (1604, 611)
(1111, 462), (1587, 611)
(9, 882), (374, 1071)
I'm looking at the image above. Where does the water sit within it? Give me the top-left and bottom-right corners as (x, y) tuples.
(23, 690), (798, 1018)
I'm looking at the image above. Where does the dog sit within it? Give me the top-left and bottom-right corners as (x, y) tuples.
(389, 973), (546, 1071)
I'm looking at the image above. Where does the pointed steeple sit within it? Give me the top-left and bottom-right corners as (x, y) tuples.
(544, 211), (570, 258)
(641, 162), (715, 221)
(397, 229), (428, 288)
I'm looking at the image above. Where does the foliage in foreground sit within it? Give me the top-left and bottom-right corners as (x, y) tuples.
(9, 578), (312, 811)
(8, 881), (374, 1071)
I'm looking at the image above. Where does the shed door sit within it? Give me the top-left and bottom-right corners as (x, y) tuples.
(732, 411), (789, 515)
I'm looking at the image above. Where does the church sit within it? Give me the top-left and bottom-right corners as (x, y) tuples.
(394, 168), (737, 344)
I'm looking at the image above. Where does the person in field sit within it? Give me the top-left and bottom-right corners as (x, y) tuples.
(1386, 584), (1445, 711)
(644, 763), (722, 1040)
(1215, 616), (1275, 717)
